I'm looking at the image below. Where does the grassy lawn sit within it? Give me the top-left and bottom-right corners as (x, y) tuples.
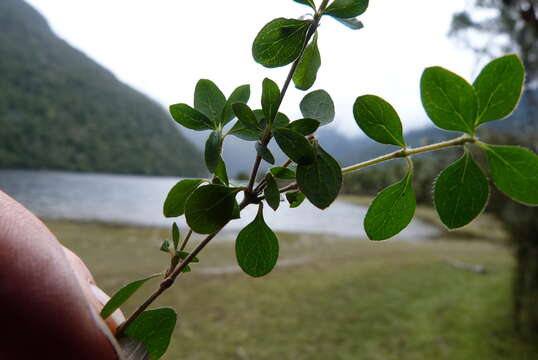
(47, 217), (538, 360)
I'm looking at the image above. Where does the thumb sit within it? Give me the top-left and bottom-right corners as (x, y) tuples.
(0, 191), (123, 359)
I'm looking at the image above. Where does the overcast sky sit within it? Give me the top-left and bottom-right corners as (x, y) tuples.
(26, 0), (478, 136)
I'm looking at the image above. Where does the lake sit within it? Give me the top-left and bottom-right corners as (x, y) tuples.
(0, 170), (439, 240)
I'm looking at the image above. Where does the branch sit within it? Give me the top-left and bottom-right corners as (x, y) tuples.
(117, 22), (323, 333)
(341, 135), (475, 174)
(276, 135), (476, 197)
(246, 18), (320, 193)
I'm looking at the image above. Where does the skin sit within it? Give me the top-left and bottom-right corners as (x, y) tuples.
(0, 191), (124, 359)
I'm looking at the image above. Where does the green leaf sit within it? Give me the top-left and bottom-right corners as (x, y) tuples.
(194, 79), (226, 123)
(214, 157), (229, 186)
(364, 171), (416, 240)
(484, 145), (538, 205)
(177, 251), (199, 263)
(297, 144), (342, 209)
(228, 120), (262, 141)
(264, 174), (280, 211)
(293, 33), (321, 91)
(256, 141), (275, 165)
(232, 200), (241, 220)
(300, 90), (335, 125)
(204, 130), (223, 173)
(235, 206), (279, 277)
(169, 104), (213, 131)
(262, 78), (281, 124)
(163, 179), (204, 218)
(182, 265), (192, 273)
(172, 222), (180, 250)
(221, 84), (251, 125)
(473, 54), (525, 126)
(334, 17), (364, 30)
(185, 185), (240, 234)
(434, 153), (490, 229)
(287, 118), (320, 136)
(353, 95), (406, 147)
(286, 191), (306, 208)
(101, 274), (162, 319)
(160, 240), (170, 253)
(324, 0), (369, 18)
(259, 110), (290, 129)
(273, 128), (315, 165)
(293, 0), (316, 9)
(270, 166), (296, 180)
(420, 66), (478, 134)
(232, 103), (260, 131)
(252, 18), (311, 68)
(123, 307), (177, 360)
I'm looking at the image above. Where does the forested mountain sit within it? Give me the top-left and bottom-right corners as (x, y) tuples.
(0, 0), (205, 176)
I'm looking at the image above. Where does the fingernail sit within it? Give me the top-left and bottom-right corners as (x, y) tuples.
(90, 284), (126, 326)
(90, 283), (110, 306)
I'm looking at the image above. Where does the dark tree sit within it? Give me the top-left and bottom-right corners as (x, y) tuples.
(450, 0), (538, 86)
(451, 0), (538, 339)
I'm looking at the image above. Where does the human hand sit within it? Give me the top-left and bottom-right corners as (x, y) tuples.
(0, 191), (125, 359)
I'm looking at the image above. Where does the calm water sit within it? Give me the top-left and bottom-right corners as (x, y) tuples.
(0, 170), (439, 240)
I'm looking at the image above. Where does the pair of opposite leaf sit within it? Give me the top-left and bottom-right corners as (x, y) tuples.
(255, 0), (369, 89)
(354, 54), (537, 241)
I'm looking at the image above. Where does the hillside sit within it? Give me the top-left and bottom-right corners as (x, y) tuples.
(0, 0), (205, 176)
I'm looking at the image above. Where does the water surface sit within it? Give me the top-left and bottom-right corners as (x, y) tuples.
(0, 170), (439, 240)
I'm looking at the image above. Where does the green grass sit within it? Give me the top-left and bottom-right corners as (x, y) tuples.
(48, 220), (538, 360)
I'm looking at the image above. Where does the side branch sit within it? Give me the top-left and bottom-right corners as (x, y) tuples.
(273, 135), (476, 196)
(341, 135), (475, 174)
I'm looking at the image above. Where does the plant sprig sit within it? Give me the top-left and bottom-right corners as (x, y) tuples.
(103, 1), (538, 358)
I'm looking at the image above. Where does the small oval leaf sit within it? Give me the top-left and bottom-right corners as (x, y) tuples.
(262, 78), (281, 124)
(264, 174), (281, 211)
(169, 104), (213, 131)
(324, 0), (369, 19)
(256, 141), (276, 165)
(229, 120), (262, 141)
(297, 144), (342, 209)
(232, 103), (260, 131)
(235, 206), (279, 277)
(214, 157), (229, 186)
(194, 79), (226, 123)
(123, 307), (177, 360)
(204, 130), (223, 173)
(420, 66), (478, 134)
(273, 128), (315, 165)
(473, 54), (525, 126)
(287, 118), (320, 135)
(172, 222), (180, 250)
(270, 166), (296, 180)
(286, 191), (306, 208)
(185, 185), (240, 234)
(293, 33), (321, 91)
(252, 18), (311, 68)
(101, 274), (162, 320)
(163, 179), (204, 218)
(300, 89), (335, 125)
(364, 170), (416, 240)
(293, 0), (316, 10)
(334, 17), (364, 30)
(353, 95), (406, 147)
(485, 145), (538, 205)
(434, 153), (490, 229)
(221, 84), (251, 125)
